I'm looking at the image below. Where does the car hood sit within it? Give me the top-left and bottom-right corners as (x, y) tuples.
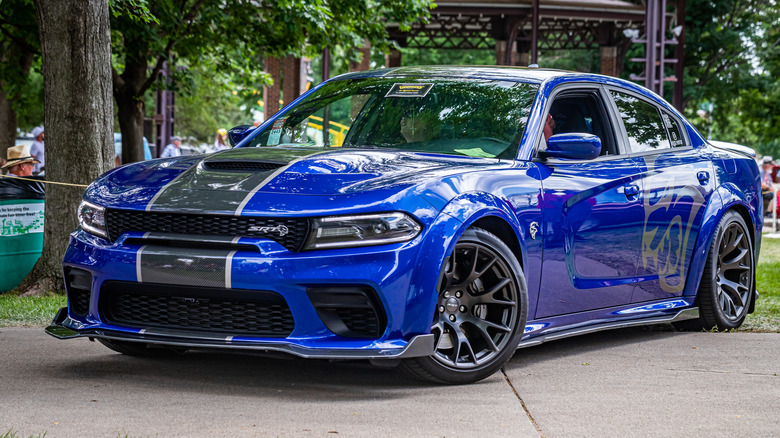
(88, 146), (508, 213)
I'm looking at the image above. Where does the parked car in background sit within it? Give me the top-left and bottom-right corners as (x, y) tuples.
(49, 67), (761, 384)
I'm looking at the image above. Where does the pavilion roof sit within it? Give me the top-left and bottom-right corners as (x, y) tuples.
(388, 0), (646, 51)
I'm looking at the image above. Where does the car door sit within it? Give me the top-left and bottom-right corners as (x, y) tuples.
(534, 84), (646, 318)
(607, 89), (715, 302)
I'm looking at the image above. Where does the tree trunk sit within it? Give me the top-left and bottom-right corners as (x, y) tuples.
(116, 87), (146, 164)
(23, 0), (114, 294)
(114, 47), (150, 164)
(0, 84), (18, 163)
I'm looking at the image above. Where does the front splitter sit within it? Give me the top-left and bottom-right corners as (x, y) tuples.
(45, 307), (434, 360)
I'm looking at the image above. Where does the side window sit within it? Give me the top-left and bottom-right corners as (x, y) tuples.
(661, 111), (687, 147)
(611, 91), (670, 153)
(543, 91), (618, 156)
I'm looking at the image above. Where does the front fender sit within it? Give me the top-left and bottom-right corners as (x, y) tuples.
(405, 191), (540, 333)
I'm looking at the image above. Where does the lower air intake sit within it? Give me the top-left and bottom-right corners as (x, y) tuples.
(65, 267), (92, 316)
(307, 286), (386, 338)
(99, 281), (294, 337)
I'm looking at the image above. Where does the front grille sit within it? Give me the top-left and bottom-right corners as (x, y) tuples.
(100, 281), (294, 337)
(204, 161), (285, 171)
(105, 209), (309, 251)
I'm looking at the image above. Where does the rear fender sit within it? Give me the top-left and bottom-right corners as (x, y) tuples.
(684, 183), (759, 298)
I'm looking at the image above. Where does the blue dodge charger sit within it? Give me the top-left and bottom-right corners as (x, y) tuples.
(48, 67), (762, 384)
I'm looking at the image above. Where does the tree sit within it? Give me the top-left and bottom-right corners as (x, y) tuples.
(0, 0), (40, 159)
(23, 0), (114, 293)
(681, 0), (780, 150)
(110, 0), (433, 165)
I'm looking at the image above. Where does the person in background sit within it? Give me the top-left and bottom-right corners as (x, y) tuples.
(29, 126), (45, 175)
(760, 156), (776, 215)
(214, 128), (229, 151)
(0, 145), (45, 200)
(543, 114), (556, 142)
(160, 136), (182, 158)
(2, 145), (39, 177)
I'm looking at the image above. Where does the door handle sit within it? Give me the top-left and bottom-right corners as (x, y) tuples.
(624, 184), (640, 199)
(697, 171), (710, 185)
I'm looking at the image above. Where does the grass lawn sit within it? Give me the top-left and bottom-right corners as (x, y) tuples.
(0, 291), (65, 327)
(0, 238), (778, 331)
(743, 236), (780, 332)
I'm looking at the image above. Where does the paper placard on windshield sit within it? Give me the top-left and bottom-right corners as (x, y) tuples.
(267, 117), (287, 146)
(385, 83), (433, 98)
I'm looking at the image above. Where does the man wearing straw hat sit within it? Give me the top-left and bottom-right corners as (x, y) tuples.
(2, 145), (40, 177)
(0, 145), (45, 200)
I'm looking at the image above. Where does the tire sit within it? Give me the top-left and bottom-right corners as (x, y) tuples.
(399, 227), (528, 384)
(97, 338), (186, 358)
(682, 210), (755, 331)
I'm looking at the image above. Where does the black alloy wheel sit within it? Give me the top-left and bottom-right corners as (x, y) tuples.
(400, 228), (527, 384)
(686, 210), (755, 331)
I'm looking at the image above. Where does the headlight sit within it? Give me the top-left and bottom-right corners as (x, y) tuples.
(77, 200), (107, 239)
(303, 212), (422, 250)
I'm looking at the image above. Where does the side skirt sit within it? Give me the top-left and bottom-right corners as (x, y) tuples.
(518, 307), (699, 349)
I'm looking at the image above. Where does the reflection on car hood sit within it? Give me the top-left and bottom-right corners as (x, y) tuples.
(89, 146), (508, 212)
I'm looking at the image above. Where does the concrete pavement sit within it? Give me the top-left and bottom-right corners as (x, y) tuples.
(506, 328), (779, 437)
(1, 327), (778, 437)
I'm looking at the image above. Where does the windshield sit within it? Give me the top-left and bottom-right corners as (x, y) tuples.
(246, 77), (538, 159)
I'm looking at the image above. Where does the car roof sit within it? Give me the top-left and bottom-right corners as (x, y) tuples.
(334, 65), (600, 85)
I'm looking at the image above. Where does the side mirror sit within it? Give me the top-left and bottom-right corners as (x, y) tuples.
(541, 133), (601, 160)
(227, 125), (255, 147)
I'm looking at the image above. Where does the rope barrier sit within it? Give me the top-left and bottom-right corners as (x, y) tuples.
(0, 173), (89, 188)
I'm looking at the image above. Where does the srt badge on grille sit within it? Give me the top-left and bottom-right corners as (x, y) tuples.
(247, 224), (289, 237)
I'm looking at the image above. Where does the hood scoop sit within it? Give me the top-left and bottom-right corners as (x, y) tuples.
(203, 160), (286, 172)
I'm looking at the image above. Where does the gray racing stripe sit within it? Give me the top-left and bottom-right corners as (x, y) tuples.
(147, 149), (328, 214)
(225, 250), (237, 289)
(136, 245), (147, 282)
(234, 152), (329, 216)
(146, 170), (191, 211)
(139, 246), (232, 288)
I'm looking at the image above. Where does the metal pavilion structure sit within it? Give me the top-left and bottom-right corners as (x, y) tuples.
(258, 0), (685, 123)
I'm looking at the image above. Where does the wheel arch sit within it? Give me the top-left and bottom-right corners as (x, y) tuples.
(404, 191), (534, 336)
(470, 215), (525, 271)
(685, 183), (759, 300)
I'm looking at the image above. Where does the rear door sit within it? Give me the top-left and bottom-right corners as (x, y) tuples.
(607, 90), (715, 302)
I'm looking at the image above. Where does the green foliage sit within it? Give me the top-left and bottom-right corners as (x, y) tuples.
(109, 0), (434, 157)
(683, 0), (780, 151)
(175, 62), (254, 143)
(539, 49), (600, 73)
(109, 0), (157, 24)
(394, 46), (496, 67)
(0, 0), (42, 127)
(14, 63), (44, 132)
